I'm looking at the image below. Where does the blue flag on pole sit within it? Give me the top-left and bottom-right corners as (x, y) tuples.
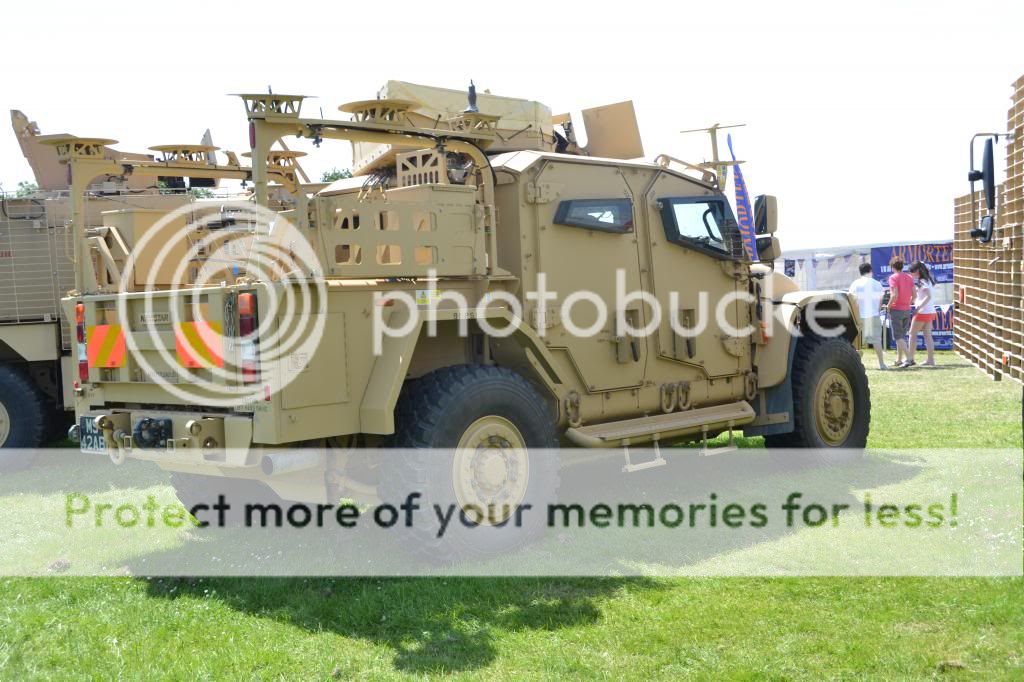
(727, 134), (758, 262)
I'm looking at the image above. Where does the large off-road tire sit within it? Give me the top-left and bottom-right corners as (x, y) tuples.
(765, 335), (870, 455)
(47, 407), (74, 445)
(169, 473), (284, 528)
(0, 365), (47, 472)
(379, 365), (560, 562)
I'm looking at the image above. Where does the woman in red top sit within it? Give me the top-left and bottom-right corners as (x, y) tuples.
(886, 256), (914, 367)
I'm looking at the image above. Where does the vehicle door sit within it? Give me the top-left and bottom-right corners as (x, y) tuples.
(645, 184), (751, 380)
(529, 161), (646, 392)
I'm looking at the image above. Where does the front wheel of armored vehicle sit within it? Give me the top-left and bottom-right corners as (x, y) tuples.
(0, 365), (47, 472)
(765, 335), (870, 457)
(380, 365), (560, 563)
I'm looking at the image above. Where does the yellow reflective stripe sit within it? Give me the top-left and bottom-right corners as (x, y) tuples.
(87, 324), (126, 368)
(96, 324), (120, 365)
(175, 321), (224, 368)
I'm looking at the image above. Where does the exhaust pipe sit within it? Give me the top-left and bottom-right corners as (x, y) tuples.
(260, 450), (322, 476)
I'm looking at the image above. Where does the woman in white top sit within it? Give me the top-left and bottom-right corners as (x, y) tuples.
(905, 261), (936, 367)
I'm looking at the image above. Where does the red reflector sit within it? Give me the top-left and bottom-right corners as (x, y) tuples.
(238, 293), (255, 316)
(242, 361), (259, 383)
(239, 317), (256, 337)
(237, 293), (259, 384)
(78, 360), (89, 383)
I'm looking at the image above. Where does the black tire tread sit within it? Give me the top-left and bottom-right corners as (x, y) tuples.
(0, 365), (48, 472)
(766, 335), (871, 450)
(380, 365), (560, 562)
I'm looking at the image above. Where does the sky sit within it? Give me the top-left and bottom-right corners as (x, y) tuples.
(2, 0), (1021, 251)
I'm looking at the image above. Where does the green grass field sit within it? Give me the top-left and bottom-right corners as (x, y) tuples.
(1, 352), (1021, 679)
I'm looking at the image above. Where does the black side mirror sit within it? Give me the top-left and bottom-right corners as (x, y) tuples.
(982, 137), (995, 211)
(755, 235), (781, 261)
(753, 195), (778, 234)
(967, 133), (1002, 243)
(970, 214), (995, 243)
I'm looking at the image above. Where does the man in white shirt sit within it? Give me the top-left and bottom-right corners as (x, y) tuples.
(848, 263), (887, 370)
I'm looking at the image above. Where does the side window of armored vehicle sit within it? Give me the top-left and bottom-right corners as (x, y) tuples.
(554, 199), (633, 233)
(659, 198), (740, 258)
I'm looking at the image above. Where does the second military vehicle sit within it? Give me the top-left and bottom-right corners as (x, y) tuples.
(1, 110), (242, 469)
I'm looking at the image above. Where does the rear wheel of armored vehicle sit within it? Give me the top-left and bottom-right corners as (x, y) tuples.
(169, 473), (284, 528)
(380, 365), (560, 562)
(0, 365), (47, 472)
(765, 335), (870, 458)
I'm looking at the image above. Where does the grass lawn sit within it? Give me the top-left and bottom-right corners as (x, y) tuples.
(0, 352), (1021, 679)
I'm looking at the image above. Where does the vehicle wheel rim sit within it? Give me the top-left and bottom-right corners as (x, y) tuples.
(0, 401), (10, 447)
(813, 367), (854, 446)
(453, 416), (529, 526)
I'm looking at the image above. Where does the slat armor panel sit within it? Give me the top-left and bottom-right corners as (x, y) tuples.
(953, 74), (1024, 383)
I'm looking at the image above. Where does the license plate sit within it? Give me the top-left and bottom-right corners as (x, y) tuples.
(79, 417), (107, 454)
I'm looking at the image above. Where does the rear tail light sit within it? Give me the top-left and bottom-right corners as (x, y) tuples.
(76, 303), (89, 383)
(238, 292), (257, 336)
(238, 292), (259, 383)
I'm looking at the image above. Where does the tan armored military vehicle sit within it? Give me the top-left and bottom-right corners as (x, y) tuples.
(1, 111), (244, 469)
(61, 82), (870, 555)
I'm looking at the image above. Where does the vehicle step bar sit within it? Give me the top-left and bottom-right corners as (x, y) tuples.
(565, 400), (755, 448)
(621, 440), (668, 473)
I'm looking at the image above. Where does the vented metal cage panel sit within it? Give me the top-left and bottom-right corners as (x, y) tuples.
(953, 74), (1024, 384)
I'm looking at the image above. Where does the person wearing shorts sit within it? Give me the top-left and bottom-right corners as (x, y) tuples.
(906, 260), (937, 367)
(886, 256), (914, 367)
(849, 263), (887, 369)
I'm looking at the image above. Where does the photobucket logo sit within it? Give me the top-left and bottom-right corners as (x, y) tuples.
(373, 268), (849, 354)
(116, 201), (326, 408)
